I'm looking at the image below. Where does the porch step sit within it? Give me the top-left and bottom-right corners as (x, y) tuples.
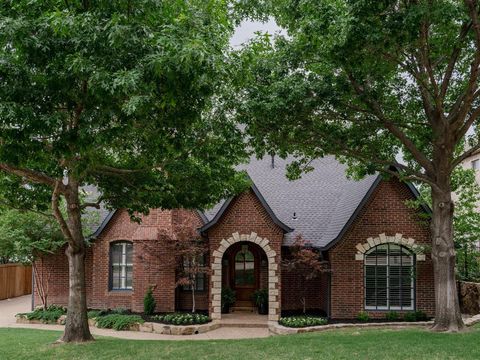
(220, 321), (268, 328)
(231, 306), (255, 313)
(219, 313), (269, 328)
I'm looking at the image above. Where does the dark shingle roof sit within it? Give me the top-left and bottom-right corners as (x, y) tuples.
(90, 156), (426, 249)
(202, 156), (379, 249)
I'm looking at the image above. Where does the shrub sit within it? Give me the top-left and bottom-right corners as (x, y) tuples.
(403, 312), (417, 322)
(144, 287), (156, 316)
(112, 308), (128, 315)
(385, 311), (399, 321)
(357, 311), (370, 322)
(20, 305), (66, 323)
(252, 289), (268, 307)
(87, 310), (109, 319)
(95, 314), (144, 331)
(278, 316), (328, 328)
(221, 287), (236, 312)
(414, 311), (428, 321)
(152, 313), (211, 325)
(404, 311), (428, 322)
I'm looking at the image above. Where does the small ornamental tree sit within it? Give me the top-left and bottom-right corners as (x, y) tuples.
(172, 216), (210, 314)
(282, 235), (329, 315)
(0, 0), (245, 342)
(232, 0), (480, 332)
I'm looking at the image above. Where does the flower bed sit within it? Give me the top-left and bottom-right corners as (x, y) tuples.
(279, 316), (328, 328)
(95, 314), (144, 331)
(152, 313), (211, 325)
(16, 305), (66, 324)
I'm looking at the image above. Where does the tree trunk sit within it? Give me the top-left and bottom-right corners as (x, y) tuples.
(61, 243), (93, 342)
(430, 187), (465, 332)
(56, 181), (94, 343)
(192, 285), (196, 313)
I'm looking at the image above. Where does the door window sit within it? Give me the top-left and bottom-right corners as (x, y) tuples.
(235, 249), (255, 286)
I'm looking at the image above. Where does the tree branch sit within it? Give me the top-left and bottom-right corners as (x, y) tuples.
(456, 105), (480, 142)
(440, 20), (472, 99)
(452, 140), (480, 170)
(0, 164), (57, 188)
(80, 199), (103, 210)
(51, 181), (74, 245)
(92, 165), (148, 175)
(451, 0), (480, 129)
(344, 71), (436, 176)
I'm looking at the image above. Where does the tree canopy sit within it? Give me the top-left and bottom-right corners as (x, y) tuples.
(0, 0), (246, 215)
(231, 0), (480, 331)
(0, 0), (247, 342)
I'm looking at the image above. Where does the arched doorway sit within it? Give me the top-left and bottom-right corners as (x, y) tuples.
(210, 232), (280, 321)
(223, 242), (267, 309)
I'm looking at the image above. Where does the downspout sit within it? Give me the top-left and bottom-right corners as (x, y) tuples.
(321, 250), (331, 319)
(31, 266), (35, 311)
(327, 271), (331, 319)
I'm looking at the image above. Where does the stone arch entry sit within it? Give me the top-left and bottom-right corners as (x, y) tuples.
(210, 232), (279, 321)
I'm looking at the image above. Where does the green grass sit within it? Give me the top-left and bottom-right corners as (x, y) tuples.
(1, 325), (480, 360)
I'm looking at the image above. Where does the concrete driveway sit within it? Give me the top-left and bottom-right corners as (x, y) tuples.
(0, 295), (270, 340)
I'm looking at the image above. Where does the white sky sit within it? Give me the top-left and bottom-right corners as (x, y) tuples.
(230, 20), (282, 48)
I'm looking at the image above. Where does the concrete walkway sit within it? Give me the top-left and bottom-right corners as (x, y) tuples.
(0, 296), (270, 341)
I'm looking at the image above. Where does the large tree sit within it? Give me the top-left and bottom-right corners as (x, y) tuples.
(232, 0), (480, 331)
(0, 0), (246, 342)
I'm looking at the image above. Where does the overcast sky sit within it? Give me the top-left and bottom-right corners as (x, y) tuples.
(230, 20), (281, 47)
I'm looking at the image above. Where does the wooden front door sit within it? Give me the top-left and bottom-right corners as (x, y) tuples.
(229, 243), (259, 308)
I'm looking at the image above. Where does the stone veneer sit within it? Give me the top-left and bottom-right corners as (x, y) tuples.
(354, 233), (426, 261)
(210, 232), (280, 321)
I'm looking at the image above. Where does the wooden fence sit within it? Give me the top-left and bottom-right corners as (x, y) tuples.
(0, 263), (32, 300)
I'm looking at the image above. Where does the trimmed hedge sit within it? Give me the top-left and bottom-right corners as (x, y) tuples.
(279, 316), (328, 328)
(95, 314), (144, 331)
(152, 313), (211, 325)
(19, 305), (66, 323)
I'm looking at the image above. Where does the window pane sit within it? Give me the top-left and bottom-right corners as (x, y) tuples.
(126, 244), (133, 265)
(112, 244), (122, 264)
(126, 265), (133, 287)
(112, 271), (120, 289)
(365, 255), (377, 266)
(389, 265), (401, 278)
(244, 251), (254, 261)
(196, 274), (205, 291)
(235, 272), (244, 286)
(376, 288), (388, 307)
(365, 287), (376, 307)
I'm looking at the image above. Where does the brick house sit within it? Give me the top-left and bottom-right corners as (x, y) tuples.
(34, 156), (435, 321)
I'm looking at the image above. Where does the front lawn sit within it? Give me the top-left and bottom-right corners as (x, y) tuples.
(1, 326), (480, 360)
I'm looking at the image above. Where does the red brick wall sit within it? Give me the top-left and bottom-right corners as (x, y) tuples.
(329, 179), (434, 319)
(176, 290), (209, 312)
(206, 189), (284, 313)
(281, 248), (329, 314)
(34, 245), (93, 308)
(35, 208), (204, 313)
